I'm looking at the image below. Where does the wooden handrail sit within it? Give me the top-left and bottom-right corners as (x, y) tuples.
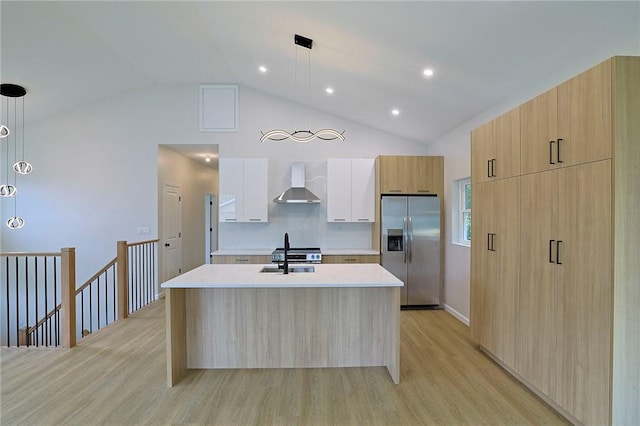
(127, 238), (159, 248)
(27, 303), (62, 334)
(0, 251), (61, 257)
(75, 257), (117, 294)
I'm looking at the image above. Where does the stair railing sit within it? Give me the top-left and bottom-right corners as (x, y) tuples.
(2, 239), (158, 348)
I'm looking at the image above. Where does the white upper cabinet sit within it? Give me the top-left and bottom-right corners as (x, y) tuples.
(327, 158), (375, 223)
(219, 158), (268, 223)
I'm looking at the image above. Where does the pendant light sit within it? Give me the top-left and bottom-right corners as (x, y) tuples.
(260, 34), (345, 143)
(1, 84), (29, 229)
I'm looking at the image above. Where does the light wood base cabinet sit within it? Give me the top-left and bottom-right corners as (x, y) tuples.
(322, 254), (380, 264)
(212, 255), (271, 264)
(470, 56), (640, 425)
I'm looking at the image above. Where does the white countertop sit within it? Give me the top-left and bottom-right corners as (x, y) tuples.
(212, 248), (380, 256)
(161, 263), (403, 289)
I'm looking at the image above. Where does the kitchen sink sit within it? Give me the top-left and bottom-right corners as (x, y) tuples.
(259, 265), (315, 273)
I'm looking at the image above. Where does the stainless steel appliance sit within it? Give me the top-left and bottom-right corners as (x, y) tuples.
(273, 163), (321, 203)
(381, 195), (441, 308)
(271, 247), (322, 264)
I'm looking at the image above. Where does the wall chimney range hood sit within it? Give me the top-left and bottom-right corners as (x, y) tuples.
(274, 162), (321, 203)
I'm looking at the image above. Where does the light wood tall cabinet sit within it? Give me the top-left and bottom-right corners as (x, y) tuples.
(521, 60), (612, 175)
(470, 177), (520, 371)
(518, 161), (612, 424)
(470, 56), (640, 426)
(471, 107), (520, 184)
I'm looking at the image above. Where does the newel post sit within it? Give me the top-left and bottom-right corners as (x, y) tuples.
(117, 240), (128, 320)
(61, 247), (76, 348)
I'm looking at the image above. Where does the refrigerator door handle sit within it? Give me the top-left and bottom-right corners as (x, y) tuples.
(408, 216), (413, 263)
(403, 217), (408, 263)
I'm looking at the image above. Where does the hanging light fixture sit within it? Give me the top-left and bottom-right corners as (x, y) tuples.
(1, 83), (29, 229)
(260, 34), (345, 143)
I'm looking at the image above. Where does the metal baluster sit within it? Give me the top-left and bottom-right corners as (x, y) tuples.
(137, 246), (141, 310)
(35, 257), (38, 347)
(5, 257), (9, 346)
(81, 290), (84, 338)
(54, 259), (58, 346)
(25, 257), (29, 346)
(15, 257), (19, 347)
(111, 265), (116, 322)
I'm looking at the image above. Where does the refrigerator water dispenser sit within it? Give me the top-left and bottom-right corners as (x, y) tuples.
(387, 229), (404, 251)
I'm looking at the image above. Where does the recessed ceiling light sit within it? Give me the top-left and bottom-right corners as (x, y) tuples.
(391, 109), (400, 116)
(258, 65), (268, 73)
(325, 87), (334, 95)
(423, 68), (434, 77)
(205, 157), (211, 162)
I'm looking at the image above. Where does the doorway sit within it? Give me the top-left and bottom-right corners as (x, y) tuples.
(162, 182), (182, 282)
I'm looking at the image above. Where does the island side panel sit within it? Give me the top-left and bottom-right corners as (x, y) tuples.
(385, 287), (401, 384)
(186, 287), (398, 376)
(165, 287), (187, 387)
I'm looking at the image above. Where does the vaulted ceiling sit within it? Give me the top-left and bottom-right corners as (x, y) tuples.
(1, 1), (638, 144)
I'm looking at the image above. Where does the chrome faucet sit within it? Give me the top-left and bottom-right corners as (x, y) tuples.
(283, 232), (290, 274)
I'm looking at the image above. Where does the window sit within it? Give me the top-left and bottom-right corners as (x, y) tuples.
(452, 177), (471, 246)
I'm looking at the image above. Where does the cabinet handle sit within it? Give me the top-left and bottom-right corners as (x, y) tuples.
(333, 218), (346, 221)
(344, 258), (357, 262)
(556, 240), (563, 265)
(249, 218), (262, 221)
(549, 141), (556, 165)
(549, 240), (556, 263)
(408, 217), (413, 262)
(417, 189), (431, 193)
(403, 217), (408, 264)
(357, 218), (370, 222)
(224, 218), (237, 221)
(487, 160), (491, 178)
(389, 189), (402, 193)
(487, 233), (492, 251)
(557, 138), (564, 163)
(491, 233), (496, 251)
(491, 159), (496, 177)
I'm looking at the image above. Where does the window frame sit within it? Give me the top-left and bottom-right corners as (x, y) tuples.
(460, 178), (471, 245)
(452, 177), (471, 247)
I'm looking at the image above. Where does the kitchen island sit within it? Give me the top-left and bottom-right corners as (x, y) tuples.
(161, 263), (403, 386)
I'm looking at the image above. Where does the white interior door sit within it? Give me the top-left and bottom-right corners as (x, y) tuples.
(162, 183), (182, 281)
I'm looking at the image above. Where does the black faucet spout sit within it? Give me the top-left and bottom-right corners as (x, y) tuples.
(283, 233), (290, 274)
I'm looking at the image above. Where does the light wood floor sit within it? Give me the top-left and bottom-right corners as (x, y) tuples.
(1, 300), (568, 425)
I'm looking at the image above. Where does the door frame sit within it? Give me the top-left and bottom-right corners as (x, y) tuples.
(205, 193), (218, 264)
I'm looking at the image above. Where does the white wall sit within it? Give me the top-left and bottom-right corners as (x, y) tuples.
(0, 84), (429, 286)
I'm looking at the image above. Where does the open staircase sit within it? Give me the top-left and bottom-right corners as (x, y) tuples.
(1, 239), (159, 348)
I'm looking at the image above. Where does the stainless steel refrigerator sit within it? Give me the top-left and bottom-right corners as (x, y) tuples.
(381, 195), (441, 308)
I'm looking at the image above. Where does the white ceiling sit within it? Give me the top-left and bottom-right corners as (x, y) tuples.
(1, 1), (639, 145)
